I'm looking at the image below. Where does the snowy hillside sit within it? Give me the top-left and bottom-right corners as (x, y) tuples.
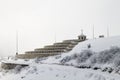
(42, 36), (120, 71)
(72, 36), (120, 53)
(43, 36), (120, 61)
(1, 36), (120, 80)
(1, 64), (120, 80)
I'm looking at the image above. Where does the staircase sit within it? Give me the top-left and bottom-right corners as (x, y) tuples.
(16, 34), (86, 59)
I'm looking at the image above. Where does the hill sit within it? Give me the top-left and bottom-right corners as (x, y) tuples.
(1, 36), (120, 80)
(42, 36), (120, 70)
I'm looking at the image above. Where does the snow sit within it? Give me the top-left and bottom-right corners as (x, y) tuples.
(1, 64), (120, 80)
(0, 58), (35, 65)
(42, 36), (120, 64)
(72, 36), (120, 53)
(1, 36), (120, 80)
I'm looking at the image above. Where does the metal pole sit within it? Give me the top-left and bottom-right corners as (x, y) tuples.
(93, 25), (94, 39)
(55, 33), (56, 43)
(16, 30), (18, 55)
(107, 26), (109, 37)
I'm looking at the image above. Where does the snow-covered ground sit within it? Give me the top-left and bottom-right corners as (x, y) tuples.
(1, 36), (120, 80)
(42, 36), (120, 67)
(72, 36), (120, 53)
(1, 64), (120, 80)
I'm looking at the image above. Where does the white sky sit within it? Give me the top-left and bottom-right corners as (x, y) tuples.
(0, 0), (120, 56)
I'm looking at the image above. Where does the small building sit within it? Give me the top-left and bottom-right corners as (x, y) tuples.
(78, 34), (86, 41)
(99, 35), (104, 38)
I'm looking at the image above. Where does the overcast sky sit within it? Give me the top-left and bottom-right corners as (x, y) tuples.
(0, 0), (120, 56)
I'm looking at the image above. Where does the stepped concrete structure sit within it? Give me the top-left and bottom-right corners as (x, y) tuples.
(16, 34), (87, 59)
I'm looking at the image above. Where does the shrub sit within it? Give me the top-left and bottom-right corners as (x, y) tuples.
(76, 50), (93, 64)
(60, 56), (71, 64)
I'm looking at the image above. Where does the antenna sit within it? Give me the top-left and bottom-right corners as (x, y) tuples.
(54, 33), (56, 43)
(93, 25), (94, 39)
(16, 30), (18, 55)
(81, 29), (83, 35)
(107, 26), (109, 37)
